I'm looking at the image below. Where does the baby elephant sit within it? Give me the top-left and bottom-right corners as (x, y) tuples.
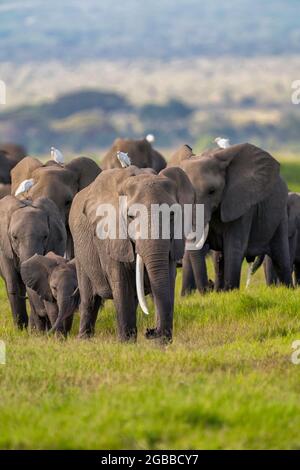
(21, 252), (79, 336)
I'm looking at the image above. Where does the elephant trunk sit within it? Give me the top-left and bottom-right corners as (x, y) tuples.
(48, 290), (79, 336)
(137, 241), (173, 341)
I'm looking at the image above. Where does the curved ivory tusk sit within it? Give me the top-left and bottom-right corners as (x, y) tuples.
(71, 286), (79, 297)
(195, 223), (209, 249)
(136, 254), (149, 315)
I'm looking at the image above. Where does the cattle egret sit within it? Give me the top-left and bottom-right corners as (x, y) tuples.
(15, 179), (35, 196)
(51, 147), (64, 165)
(215, 137), (230, 149)
(146, 134), (155, 143)
(117, 151), (131, 168)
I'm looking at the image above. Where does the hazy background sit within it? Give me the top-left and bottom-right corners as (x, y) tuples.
(0, 0), (300, 155)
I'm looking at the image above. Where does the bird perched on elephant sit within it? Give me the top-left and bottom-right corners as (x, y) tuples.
(11, 156), (101, 256)
(69, 165), (195, 343)
(101, 137), (166, 173)
(172, 143), (292, 291)
(247, 192), (300, 287)
(0, 196), (66, 328)
(20, 252), (79, 336)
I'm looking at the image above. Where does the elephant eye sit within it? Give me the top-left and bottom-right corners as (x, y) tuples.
(208, 187), (216, 195)
(12, 234), (17, 241)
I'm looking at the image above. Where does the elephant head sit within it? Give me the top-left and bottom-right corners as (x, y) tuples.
(11, 156), (101, 226)
(0, 196), (66, 265)
(21, 253), (79, 335)
(83, 165), (194, 340)
(101, 138), (166, 172)
(177, 143), (280, 238)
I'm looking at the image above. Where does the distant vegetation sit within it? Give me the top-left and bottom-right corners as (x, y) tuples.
(1, 87), (300, 154)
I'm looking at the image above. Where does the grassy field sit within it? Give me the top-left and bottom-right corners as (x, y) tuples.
(1, 159), (300, 450)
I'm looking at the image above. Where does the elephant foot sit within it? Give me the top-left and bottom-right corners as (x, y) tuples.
(119, 328), (137, 343)
(145, 328), (172, 344)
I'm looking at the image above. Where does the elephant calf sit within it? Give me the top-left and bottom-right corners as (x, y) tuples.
(21, 253), (79, 336)
(0, 195), (66, 328)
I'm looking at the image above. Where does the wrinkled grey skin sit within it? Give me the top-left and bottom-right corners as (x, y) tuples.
(11, 156), (101, 257)
(70, 165), (194, 343)
(249, 192), (300, 286)
(101, 138), (166, 172)
(0, 196), (66, 328)
(21, 252), (79, 336)
(173, 143), (292, 291)
(0, 144), (27, 184)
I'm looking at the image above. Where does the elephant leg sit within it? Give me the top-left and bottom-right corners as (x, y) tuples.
(189, 246), (209, 293)
(294, 262), (300, 286)
(0, 258), (28, 328)
(29, 310), (47, 332)
(112, 280), (138, 342)
(268, 219), (292, 287)
(263, 256), (278, 285)
(77, 268), (101, 338)
(63, 315), (74, 336)
(27, 289), (48, 332)
(181, 251), (196, 296)
(213, 250), (224, 291)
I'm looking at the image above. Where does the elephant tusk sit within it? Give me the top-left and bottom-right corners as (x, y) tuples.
(71, 286), (79, 297)
(245, 263), (253, 289)
(136, 254), (149, 315)
(195, 223), (209, 249)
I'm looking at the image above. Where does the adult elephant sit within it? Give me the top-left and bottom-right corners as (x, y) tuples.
(11, 156), (101, 256)
(101, 138), (166, 172)
(174, 143), (291, 291)
(21, 253), (79, 335)
(0, 196), (66, 328)
(247, 192), (300, 286)
(70, 165), (194, 342)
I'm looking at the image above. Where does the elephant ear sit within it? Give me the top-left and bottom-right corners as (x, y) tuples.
(20, 254), (58, 301)
(33, 198), (67, 256)
(169, 144), (194, 166)
(84, 167), (140, 263)
(151, 149), (166, 172)
(11, 156), (42, 195)
(216, 143), (280, 223)
(66, 157), (101, 191)
(159, 167), (196, 260)
(0, 196), (26, 260)
(287, 192), (300, 237)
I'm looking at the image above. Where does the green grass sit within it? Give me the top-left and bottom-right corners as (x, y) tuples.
(1, 158), (300, 450)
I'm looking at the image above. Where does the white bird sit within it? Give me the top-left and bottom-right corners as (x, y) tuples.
(51, 147), (64, 165)
(15, 179), (35, 196)
(215, 137), (230, 149)
(146, 134), (155, 144)
(117, 151), (131, 168)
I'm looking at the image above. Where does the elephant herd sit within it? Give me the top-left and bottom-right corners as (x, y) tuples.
(0, 137), (298, 343)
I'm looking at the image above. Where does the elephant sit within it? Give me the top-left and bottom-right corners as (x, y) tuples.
(20, 252), (79, 336)
(11, 156), (101, 256)
(0, 145), (27, 184)
(69, 165), (195, 342)
(101, 138), (166, 172)
(173, 143), (292, 291)
(0, 196), (66, 328)
(247, 191), (300, 286)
